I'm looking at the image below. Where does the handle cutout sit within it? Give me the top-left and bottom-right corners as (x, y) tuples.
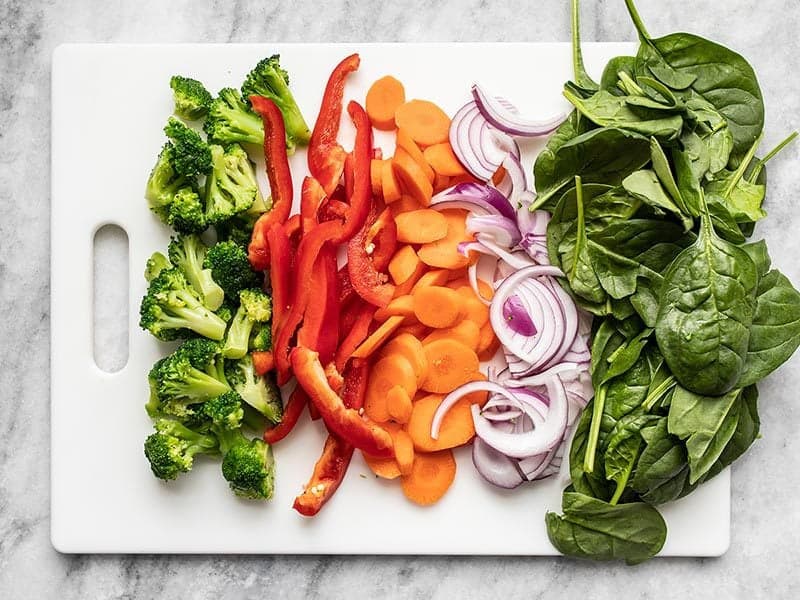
(93, 225), (129, 373)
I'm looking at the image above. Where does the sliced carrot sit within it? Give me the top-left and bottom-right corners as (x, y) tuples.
(387, 245), (422, 285)
(394, 429), (415, 476)
(424, 142), (468, 177)
(421, 338), (480, 393)
(366, 75), (405, 131)
(395, 322), (429, 339)
(365, 354), (417, 422)
(374, 294), (416, 322)
(412, 285), (464, 329)
(393, 261), (428, 297)
(417, 209), (475, 270)
(411, 269), (450, 292)
(370, 159), (384, 199)
(407, 393), (471, 452)
(401, 449), (456, 506)
(389, 194), (422, 217)
(351, 315), (405, 359)
(492, 165), (506, 186)
(449, 173), (481, 186)
(446, 277), (470, 291)
(363, 451), (401, 479)
(396, 128), (435, 183)
(382, 158), (403, 203)
(423, 319), (480, 352)
(393, 149), (434, 207)
(394, 100), (450, 147)
(380, 333), (429, 385)
(477, 322), (501, 361)
(455, 286), (490, 327)
(395, 209), (448, 244)
(387, 385), (413, 424)
(433, 172), (450, 193)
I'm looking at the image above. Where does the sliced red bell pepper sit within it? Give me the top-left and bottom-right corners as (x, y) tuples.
(308, 54), (360, 195)
(347, 207), (396, 308)
(334, 299), (374, 372)
(321, 198), (350, 221)
(324, 361), (344, 395)
(251, 350), (274, 376)
(332, 101), (372, 244)
(297, 244), (340, 366)
(300, 176), (326, 235)
(338, 267), (355, 306)
(274, 220), (344, 384)
(291, 347), (393, 457)
(266, 223), (291, 331)
(344, 152), (355, 200)
(341, 357), (369, 410)
(365, 207), (398, 273)
(263, 385), (307, 445)
(293, 434), (354, 516)
(247, 96), (293, 271)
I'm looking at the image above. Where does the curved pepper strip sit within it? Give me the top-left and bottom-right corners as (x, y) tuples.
(266, 223), (291, 331)
(334, 299), (374, 372)
(247, 96), (293, 271)
(273, 220), (344, 384)
(292, 358), (370, 516)
(331, 101), (372, 244)
(308, 54), (360, 196)
(263, 385), (307, 445)
(346, 207), (396, 308)
(300, 176), (326, 235)
(365, 207), (398, 273)
(291, 347), (393, 457)
(297, 243), (340, 366)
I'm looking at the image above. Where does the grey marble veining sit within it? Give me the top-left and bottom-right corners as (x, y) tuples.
(2, 0), (800, 597)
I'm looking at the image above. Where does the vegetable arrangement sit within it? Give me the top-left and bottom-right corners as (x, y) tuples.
(539, 0), (800, 564)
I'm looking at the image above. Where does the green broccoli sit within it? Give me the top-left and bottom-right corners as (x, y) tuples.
(167, 234), (224, 311)
(241, 54), (311, 153)
(226, 354), (283, 424)
(144, 417), (219, 480)
(150, 339), (230, 417)
(139, 267), (228, 341)
(145, 144), (192, 218)
(204, 87), (264, 146)
(249, 322), (272, 352)
(213, 425), (275, 500)
(145, 358), (166, 417)
(164, 117), (213, 178)
(215, 302), (235, 323)
(222, 288), (272, 359)
(202, 390), (245, 430)
(167, 187), (207, 234)
(203, 143), (261, 225)
(203, 240), (261, 301)
(170, 75), (212, 121)
(214, 186), (272, 247)
(144, 251), (171, 282)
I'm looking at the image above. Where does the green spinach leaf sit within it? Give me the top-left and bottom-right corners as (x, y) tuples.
(630, 418), (696, 504)
(622, 169), (692, 229)
(604, 413), (660, 503)
(601, 56), (637, 94)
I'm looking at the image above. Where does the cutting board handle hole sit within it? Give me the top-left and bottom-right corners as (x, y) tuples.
(93, 224), (129, 373)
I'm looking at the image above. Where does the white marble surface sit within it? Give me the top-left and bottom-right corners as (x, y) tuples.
(3, 0), (800, 597)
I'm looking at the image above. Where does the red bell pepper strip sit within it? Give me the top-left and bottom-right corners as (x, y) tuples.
(344, 152), (355, 200)
(365, 207), (398, 272)
(346, 208), (396, 308)
(308, 54), (360, 195)
(247, 96), (293, 271)
(300, 176), (326, 235)
(297, 244), (340, 366)
(263, 386), (308, 445)
(293, 434), (354, 516)
(291, 347), (393, 457)
(273, 220), (344, 384)
(341, 357), (369, 410)
(332, 101), (373, 244)
(338, 267), (355, 306)
(334, 300), (375, 372)
(308, 400), (322, 421)
(251, 350), (274, 376)
(266, 223), (291, 331)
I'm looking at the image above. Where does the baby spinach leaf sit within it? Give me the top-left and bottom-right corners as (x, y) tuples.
(604, 413), (660, 503)
(622, 169), (692, 230)
(600, 328), (654, 385)
(546, 490), (667, 564)
(668, 386), (742, 484)
(569, 404), (614, 500)
(741, 239), (771, 277)
(569, 0), (599, 94)
(672, 130), (709, 216)
(655, 212), (759, 396)
(706, 196), (747, 244)
(601, 56), (637, 94)
(630, 418), (696, 505)
(738, 269), (800, 387)
(703, 385), (760, 481)
(649, 138), (687, 212)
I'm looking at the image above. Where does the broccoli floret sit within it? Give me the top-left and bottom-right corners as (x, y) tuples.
(145, 144), (190, 219)
(215, 301), (234, 323)
(204, 87), (264, 146)
(144, 252), (171, 282)
(203, 390), (245, 430)
(164, 117), (213, 178)
(150, 339), (230, 417)
(249, 322), (272, 352)
(222, 288), (272, 359)
(226, 354), (282, 424)
(215, 217), (254, 248)
(203, 144), (260, 225)
(145, 358), (166, 417)
(144, 417), (219, 480)
(213, 425), (275, 499)
(167, 234), (224, 311)
(241, 54), (311, 153)
(170, 75), (212, 121)
(139, 267), (228, 341)
(203, 240), (261, 301)
(167, 187), (207, 234)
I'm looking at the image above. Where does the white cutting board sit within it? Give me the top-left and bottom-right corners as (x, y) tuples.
(50, 43), (730, 555)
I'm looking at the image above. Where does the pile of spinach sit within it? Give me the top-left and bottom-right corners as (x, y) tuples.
(541, 0), (800, 565)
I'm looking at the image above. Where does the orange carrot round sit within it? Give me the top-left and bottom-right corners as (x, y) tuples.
(380, 333), (429, 385)
(365, 76), (405, 131)
(389, 194), (423, 217)
(394, 322), (430, 340)
(393, 429), (415, 476)
(421, 338), (480, 393)
(407, 392), (474, 452)
(433, 172), (450, 193)
(413, 285), (464, 329)
(381, 158), (403, 203)
(455, 286), (490, 327)
(365, 355), (417, 422)
(423, 319), (481, 352)
(387, 384), (413, 424)
(370, 159), (384, 198)
(374, 294), (417, 321)
(400, 449), (456, 506)
(417, 209), (474, 270)
(388, 245), (423, 285)
(394, 100), (451, 147)
(393, 149), (434, 207)
(351, 315), (405, 359)
(392, 261), (428, 297)
(476, 321), (500, 361)
(396, 128), (435, 183)
(395, 209), (448, 244)
(363, 451), (401, 479)
(423, 142), (468, 177)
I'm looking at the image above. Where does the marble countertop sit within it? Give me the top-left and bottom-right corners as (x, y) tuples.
(3, 0), (800, 597)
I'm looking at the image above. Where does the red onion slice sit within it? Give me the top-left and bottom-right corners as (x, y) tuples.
(471, 83), (568, 137)
(431, 182), (517, 221)
(430, 380), (524, 440)
(466, 213), (521, 247)
(502, 294), (538, 336)
(450, 100), (521, 181)
(472, 438), (527, 489)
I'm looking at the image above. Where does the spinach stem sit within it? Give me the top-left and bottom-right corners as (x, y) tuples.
(571, 0), (584, 82)
(623, 0), (650, 40)
(643, 375), (676, 411)
(571, 175), (586, 284)
(610, 480), (626, 505)
(748, 131), (798, 183)
(723, 133), (763, 198)
(583, 384), (606, 474)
